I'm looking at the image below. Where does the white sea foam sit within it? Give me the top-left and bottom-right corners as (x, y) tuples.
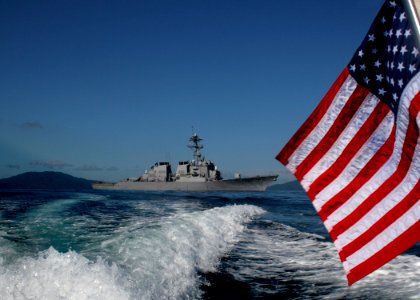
(0, 204), (264, 300)
(0, 236), (17, 266)
(100, 204), (265, 299)
(225, 222), (420, 299)
(0, 247), (130, 300)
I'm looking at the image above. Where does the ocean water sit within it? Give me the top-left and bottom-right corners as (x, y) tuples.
(0, 190), (418, 300)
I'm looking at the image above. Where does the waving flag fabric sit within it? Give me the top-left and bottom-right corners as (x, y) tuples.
(276, 0), (419, 285)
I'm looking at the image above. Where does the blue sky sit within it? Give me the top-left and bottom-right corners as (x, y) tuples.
(0, 0), (384, 182)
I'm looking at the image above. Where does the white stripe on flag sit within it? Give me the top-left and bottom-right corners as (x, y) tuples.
(335, 139), (420, 249)
(313, 111), (394, 212)
(286, 75), (357, 174)
(342, 200), (420, 273)
(301, 92), (380, 190)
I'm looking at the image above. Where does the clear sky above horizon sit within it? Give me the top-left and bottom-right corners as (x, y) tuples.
(0, 0), (384, 182)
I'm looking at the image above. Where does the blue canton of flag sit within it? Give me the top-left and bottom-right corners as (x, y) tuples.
(349, 0), (420, 114)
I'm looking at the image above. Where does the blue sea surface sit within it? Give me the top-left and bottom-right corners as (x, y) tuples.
(0, 190), (418, 299)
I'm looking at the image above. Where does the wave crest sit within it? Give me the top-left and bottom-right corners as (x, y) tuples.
(0, 247), (130, 300)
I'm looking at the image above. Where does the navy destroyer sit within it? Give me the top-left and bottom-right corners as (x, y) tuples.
(92, 133), (277, 192)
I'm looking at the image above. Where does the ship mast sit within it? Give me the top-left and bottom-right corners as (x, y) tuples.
(188, 132), (203, 166)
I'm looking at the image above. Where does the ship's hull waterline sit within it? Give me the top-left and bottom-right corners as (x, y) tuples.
(92, 175), (277, 192)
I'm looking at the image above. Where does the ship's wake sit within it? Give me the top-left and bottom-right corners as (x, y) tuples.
(0, 204), (265, 300)
(222, 220), (420, 299)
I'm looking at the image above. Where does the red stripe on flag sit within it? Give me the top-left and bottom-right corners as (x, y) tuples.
(294, 85), (370, 181)
(330, 95), (420, 240)
(318, 126), (395, 220)
(339, 180), (420, 261)
(275, 68), (350, 165)
(307, 101), (390, 200)
(346, 220), (420, 285)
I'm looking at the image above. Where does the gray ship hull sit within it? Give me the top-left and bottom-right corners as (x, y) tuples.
(92, 175), (277, 192)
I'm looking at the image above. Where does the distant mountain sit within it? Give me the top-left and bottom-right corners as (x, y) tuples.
(0, 171), (93, 190)
(267, 180), (304, 191)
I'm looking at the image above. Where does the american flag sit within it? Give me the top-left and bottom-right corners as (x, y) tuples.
(276, 0), (419, 285)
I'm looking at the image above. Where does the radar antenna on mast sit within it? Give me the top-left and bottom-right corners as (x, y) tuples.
(188, 132), (204, 166)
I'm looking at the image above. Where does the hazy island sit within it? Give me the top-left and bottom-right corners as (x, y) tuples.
(0, 171), (93, 190)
